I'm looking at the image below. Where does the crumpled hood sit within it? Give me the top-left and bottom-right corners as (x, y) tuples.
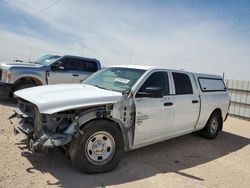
(0, 61), (42, 69)
(14, 84), (123, 114)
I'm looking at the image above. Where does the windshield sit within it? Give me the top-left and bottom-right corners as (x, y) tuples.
(82, 67), (146, 93)
(35, 55), (61, 65)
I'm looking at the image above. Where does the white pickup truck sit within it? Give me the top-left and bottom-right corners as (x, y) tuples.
(12, 65), (230, 173)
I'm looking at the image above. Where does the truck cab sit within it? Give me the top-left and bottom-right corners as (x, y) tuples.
(132, 68), (229, 148)
(47, 55), (101, 84)
(12, 65), (230, 173)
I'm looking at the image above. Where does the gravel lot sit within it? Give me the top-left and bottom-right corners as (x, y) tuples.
(0, 98), (249, 188)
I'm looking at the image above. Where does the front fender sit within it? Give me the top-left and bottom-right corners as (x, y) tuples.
(77, 107), (109, 127)
(10, 67), (47, 85)
(12, 74), (45, 85)
(76, 107), (130, 151)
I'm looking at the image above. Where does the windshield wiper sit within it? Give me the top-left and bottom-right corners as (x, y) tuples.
(30, 61), (40, 64)
(93, 85), (118, 92)
(93, 85), (109, 90)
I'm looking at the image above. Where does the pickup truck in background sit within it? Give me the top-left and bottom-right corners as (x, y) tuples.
(0, 55), (101, 98)
(12, 65), (230, 173)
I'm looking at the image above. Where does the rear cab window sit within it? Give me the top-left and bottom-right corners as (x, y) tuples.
(80, 60), (98, 72)
(198, 77), (226, 92)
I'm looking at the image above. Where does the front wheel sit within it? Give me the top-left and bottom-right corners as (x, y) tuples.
(69, 120), (124, 174)
(10, 83), (36, 97)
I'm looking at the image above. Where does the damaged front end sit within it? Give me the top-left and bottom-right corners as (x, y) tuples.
(10, 98), (77, 156)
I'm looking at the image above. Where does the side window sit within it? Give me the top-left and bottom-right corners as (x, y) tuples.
(198, 78), (226, 92)
(74, 60), (85, 72)
(139, 72), (170, 95)
(84, 61), (98, 72)
(61, 58), (78, 71)
(172, 72), (193, 95)
(74, 60), (98, 72)
(55, 58), (98, 72)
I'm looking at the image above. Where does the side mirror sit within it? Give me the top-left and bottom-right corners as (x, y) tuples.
(58, 66), (65, 70)
(136, 87), (164, 98)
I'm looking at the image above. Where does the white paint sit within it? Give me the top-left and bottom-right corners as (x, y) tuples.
(14, 66), (230, 150)
(14, 84), (122, 114)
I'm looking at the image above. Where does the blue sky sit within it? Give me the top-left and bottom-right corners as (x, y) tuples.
(0, 0), (250, 80)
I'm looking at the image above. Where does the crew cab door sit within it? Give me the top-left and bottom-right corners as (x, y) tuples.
(48, 58), (96, 84)
(171, 72), (200, 134)
(133, 71), (175, 146)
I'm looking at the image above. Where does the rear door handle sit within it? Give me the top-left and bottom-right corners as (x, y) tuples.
(164, 102), (173, 106)
(192, 100), (199, 104)
(72, 74), (79, 77)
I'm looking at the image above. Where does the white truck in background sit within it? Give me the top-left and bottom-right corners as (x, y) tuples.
(12, 65), (230, 173)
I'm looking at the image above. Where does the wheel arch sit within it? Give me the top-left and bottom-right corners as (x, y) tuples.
(76, 109), (129, 150)
(210, 108), (223, 130)
(13, 76), (43, 86)
(10, 76), (43, 97)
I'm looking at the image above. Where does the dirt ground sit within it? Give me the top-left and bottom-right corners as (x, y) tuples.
(0, 98), (249, 188)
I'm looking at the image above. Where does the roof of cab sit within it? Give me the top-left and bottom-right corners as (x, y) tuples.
(109, 65), (222, 79)
(57, 55), (99, 63)
(109, 65), (154, 70)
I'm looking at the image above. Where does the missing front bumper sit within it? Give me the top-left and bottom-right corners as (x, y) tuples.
(10, 110), (72, 155)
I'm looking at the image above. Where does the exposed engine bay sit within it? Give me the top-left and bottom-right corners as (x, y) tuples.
(10, 96), (135, 156)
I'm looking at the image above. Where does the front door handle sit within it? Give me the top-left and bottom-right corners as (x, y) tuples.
(192, 100), (199, 104)
(164, 102), (173, 106)
(72, 74), (79, 77)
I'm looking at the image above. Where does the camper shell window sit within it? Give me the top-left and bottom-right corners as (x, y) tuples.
(198, 77), (226, 92)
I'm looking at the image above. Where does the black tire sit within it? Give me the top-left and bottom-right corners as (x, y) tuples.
(200, 112), (222, 139)
(69, 120), (124, 174)
(10, 83), (36, 98)
(14, 83), (35, 91)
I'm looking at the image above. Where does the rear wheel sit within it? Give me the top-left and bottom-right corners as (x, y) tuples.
(69, 120), (124, 173)
(200, 113), (222, 139)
